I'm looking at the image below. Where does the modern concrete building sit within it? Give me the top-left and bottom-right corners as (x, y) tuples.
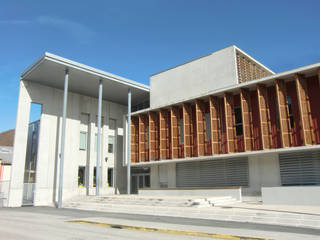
(7, 45), (320, 207)
(129, 46), (320, 205)
(8, 53), (149, 207)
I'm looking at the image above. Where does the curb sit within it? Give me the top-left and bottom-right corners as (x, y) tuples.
(67, 219), (274, 240)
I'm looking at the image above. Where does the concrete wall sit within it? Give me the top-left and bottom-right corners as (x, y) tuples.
(8, 81), (127, 207)
(139, 188), (242, 201)
(147, 152), (281, 197)
(244, 153), (281, 196)
(2, 165), (11, 181)
(262, 186), (320, 206)
(150, 46), (238, 108)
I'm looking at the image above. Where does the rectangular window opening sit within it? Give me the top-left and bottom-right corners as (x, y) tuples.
(108, 168), (113, 187)
(108, 135), (115, 153)
(79, 132), (87, 150)
(234, 106), (243, 136)
(78, 166), (85, 187)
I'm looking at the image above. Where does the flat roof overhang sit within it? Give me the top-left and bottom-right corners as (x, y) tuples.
(21, 53), (150, 106)
(132, 62), (320, 115)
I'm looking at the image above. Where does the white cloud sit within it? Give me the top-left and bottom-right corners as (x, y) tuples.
(36, 16), (95, 40)
(0, 20), (31, 25)
(0, 16), (95, 43)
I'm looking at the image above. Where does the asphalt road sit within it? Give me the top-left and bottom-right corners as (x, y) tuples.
(0, 207), (319, 240)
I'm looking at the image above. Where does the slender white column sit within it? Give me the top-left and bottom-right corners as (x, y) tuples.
(96, 79), (103, 195)
(127, 88), (131, 194)
(58, 69), (69, 208)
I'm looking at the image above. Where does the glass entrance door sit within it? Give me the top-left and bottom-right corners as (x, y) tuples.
(131, 174), (150, 194)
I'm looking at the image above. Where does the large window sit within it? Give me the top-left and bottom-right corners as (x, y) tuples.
(234, 106), (243, 136)
(287, 96), (294, 129)
(78, 166), (85, 187)
(108, 168), (113, 187)
(79, 132), (87, 150)
(108, 135), (115, 153)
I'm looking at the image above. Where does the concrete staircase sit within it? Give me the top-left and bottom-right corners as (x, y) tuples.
(64, 195), (238, 211)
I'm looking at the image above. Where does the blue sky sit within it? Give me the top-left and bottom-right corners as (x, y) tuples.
(0, 0), (319, 132)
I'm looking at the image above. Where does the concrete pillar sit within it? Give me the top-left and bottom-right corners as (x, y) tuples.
(58, 69), (69, 208)
(257, 84), (272, 149)
(224, 93), (237, 153)
(167, 163), (176, 188)
(275, 79), (292, 148)
(240, 88), (253, 151)
(96, 79), (103, 195)
(295, 74), (314, 145)
(170, 107), (179, 159)
(195, 100), (206, 156)
(209, 96), (221, 154)
(8, 80), (31, 207)
(149, 112), (159, 161)
(183, 103), (193, 157)
(88, 115), (95, 194)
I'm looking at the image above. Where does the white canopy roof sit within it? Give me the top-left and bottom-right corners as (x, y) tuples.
(21, 52), (150, 106)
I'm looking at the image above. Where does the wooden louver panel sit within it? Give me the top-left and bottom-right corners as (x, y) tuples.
(159, 109), (170, 159)
(149, 111), (159, 160)
(275, 79), (292, 148)
(240, 88), (253, 151)
(130, 117), (139, 163)
(196, 100), (206, 156)
(209, 96), (221, 154)
(139, 114), (148, 162)
(295, 74), (314, 145)
(171, 107), (179, 159)
(257, 84), (272, 149)
(183, 103), (193, 157)
(224, 93), (237, 153)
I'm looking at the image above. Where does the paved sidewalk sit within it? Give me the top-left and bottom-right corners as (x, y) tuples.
(64, 195), (320, 230)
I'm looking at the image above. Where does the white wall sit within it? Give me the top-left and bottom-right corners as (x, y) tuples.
(150, 46), (238, 108)
(9, 81), (127, 207)
(262, 186), (320, 206)
(244, 153), (281, 196)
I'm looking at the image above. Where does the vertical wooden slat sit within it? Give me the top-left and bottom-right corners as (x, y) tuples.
(257, 84), (272, 149)
(139, 114), (148, 162)
(196, 100), (206, 156)
(224, 93), (237, 153)
(130, 116), (139, 163)
(295, 74), (314, 145)
(149, 112), (159, 160)
(209, 96), (221, 154)
(240, 88), (253, 151)
(159, 110), (168, 159)
(183, 103), (193, 157)
(275, 79), (292, 148)
(171, 107), (179, 159)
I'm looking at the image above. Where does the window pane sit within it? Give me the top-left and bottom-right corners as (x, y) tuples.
(144, 175), (150, 188)
(78, 166), (85, 187)
(205, 113), (211, 141)
(80, 132), (87, 150)
(179, 118), (184, 144)
(108, 168), (113, 187)
(108, 135), (115, 153)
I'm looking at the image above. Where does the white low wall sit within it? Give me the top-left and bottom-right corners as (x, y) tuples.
(262, 186), (320, 206)
(139, 187), (242, 201)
